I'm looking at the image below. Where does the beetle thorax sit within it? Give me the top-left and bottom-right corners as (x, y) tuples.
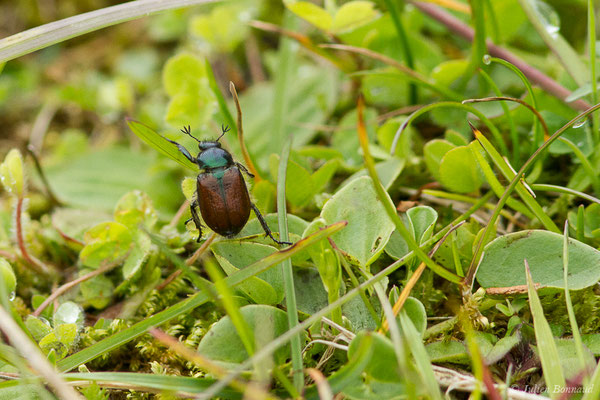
(196, 146), (234, 170)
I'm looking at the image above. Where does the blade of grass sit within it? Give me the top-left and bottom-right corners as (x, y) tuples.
(357, 96), (462, 284)
(470, 142), (536, 219)
(525, 259), (566, 398)
(277, 132), (303, 392)
(562, 221), (588, 379)
(56, 222), (346, 372)
(0, 0), (219, 64)
(204, 259), (255, 357)
(383, 0), (417, 104)
(478, 69), (520, 163)
(589, 0), (599, 143)
(373, 285), (416, 399)
(399, 311), (443, 400)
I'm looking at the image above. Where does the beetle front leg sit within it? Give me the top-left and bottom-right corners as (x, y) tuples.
(250, 203), (292, 246)
(165, 138), (196, 164)
(186, 199), (204, 242)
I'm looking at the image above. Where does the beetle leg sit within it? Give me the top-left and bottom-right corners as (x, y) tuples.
(236, 162), (254, 178)
(250, 203), (292, 246)
(165, 138), (196, 164)
(189, 199), (204, 242)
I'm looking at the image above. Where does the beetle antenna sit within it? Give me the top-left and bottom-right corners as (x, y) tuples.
(180, 125), (201, 143)
(216, 124), (230, 142)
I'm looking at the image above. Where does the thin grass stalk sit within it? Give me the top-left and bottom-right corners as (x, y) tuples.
(531, 184), (600, 206)
(277, 134), (303, 391)
(487, 57), (542, 151)
(478, 69), (520, 163)
(384, 0), (417, 104)
(589, 0), (600, 143)
(561, 222), (588, 381)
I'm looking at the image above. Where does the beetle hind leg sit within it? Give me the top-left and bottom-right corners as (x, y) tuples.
(187, 199), (204, 242)
(250, 203), (292, 246)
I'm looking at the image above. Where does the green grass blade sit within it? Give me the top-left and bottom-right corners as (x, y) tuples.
(127, 119), (196, 171)
(63, 372), (237, 397)
(399, 311), (442, 400)
(383, 0), (417, 103)
(525, 259), (566, 398)
(277, 134), (303, 391)
(562, 222), (588, 379)
(0, 0), (219, 64)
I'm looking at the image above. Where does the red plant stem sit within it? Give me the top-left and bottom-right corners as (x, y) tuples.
(15, 197), (46, 274)
(410, 1), (592, 111)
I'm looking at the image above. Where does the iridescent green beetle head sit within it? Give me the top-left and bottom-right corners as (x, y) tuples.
(180, 125), (234, 170)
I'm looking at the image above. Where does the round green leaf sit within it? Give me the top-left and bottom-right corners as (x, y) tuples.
(476, 230), (600, 289)
(197, 305), (290, 368)
(423, 139), (455, 182)
(438, 144), (483, 193)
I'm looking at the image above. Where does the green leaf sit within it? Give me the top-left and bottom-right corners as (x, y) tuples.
(25, 316), (52, 342)
(80, 271), (114, 310)
(402, 297), (427, 337)
(196, 305), (290, 369)
(438, 143), (484, 193)
(423, 139), (455, 182)
(79, 222), (133, 269)
(0, 149), (24, 197)
(477, 230), (600, 289)
(0, 258), (15, 295)
(302, 219), (341, 296)
(162, 53), (207, 96)
(425, 341), (469, 364)
(122, 232), (151, 280)
(127, 119), (196, 171)
(331, 1), (379, 32)
(321, 176), (395, 267)
(286, 1), (332, 31)
(385, 206), (438, 260)
(189, 4), (254, 52)
(164, 90), (216, 129)
(114, 190), (157, 229)
(347, 331), (402, 382)
(293, 267), (329, 315)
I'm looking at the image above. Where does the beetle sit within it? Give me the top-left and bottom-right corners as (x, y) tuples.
(163, 124), (290, 246)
